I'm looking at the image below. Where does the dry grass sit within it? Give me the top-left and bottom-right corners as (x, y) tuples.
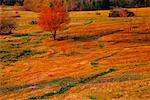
(0, 7), (150, 99)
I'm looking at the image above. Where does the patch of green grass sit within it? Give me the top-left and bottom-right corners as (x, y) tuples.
(1, 77), (77, 94)
(99, 43), (105, 49)
(12, 33), (53, 37)
(0, 49), (47, 64)
(58, 30), (123, 41)
(35, 51), (47, 55)
(104, 54), (113, 58)
(0, 33), (50, 65)
(21, 37), (31, 42)
(88, 96), (97, 100)
(9, 44), (20, 48)
(116, 92), (124, 98)
(51, 81), (62, 85)
(29, 69), (116, 99)
(73, 34), (100, 41)
(0, 84), (34, 93)
(32, 38), (45, 44)
(116, 75), (144, 82)
(93, 52), (118, 63)
(58, 34), (101, 41)
(51, 77), (78, 86)
(12, 33), (34, 37)
(62, 51), (81, 56)
(0, 50), (10, 53)
(17, 49), (33, 57)
(101, 52), (118, 60)
(91, 61), (99, 67)
(42, 33), (53, 37)
(0, 53), (18, 63)
(4, 39), (18, 42)
(21, 37), (44, 44)
(134, 32), (147, 34)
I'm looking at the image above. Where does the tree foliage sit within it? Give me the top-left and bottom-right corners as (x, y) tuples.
(1, 0), (150, 11)
(38, 1), (70, 40)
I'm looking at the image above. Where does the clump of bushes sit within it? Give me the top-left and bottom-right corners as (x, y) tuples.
(99, 43), (105, 49)
(96, 11), (101, 15)
(109, 8), (134, 17)
(0, 17), (16, 35)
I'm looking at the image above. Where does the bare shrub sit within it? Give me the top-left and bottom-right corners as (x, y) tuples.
(0, 17), (16, 35)
(109, 8), (134, 17)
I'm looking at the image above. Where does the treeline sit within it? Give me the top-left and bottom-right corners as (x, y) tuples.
(0, 0), (150, 11)
(0, 0), (24, 6)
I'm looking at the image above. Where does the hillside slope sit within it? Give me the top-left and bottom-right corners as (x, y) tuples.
(0, 7), (150, 100)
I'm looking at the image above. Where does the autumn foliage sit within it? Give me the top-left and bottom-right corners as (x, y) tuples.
(38, 3), (70, 40)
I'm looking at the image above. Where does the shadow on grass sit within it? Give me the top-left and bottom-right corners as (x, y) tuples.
(11, 33), (53, 37)
(0, 77), (77, 94)
(0, 49), (46, 63)
(29, 69), (116, 99)
(64, 21), (93, 30)
(57, 30), (123, 41)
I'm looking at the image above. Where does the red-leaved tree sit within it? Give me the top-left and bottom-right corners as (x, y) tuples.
(38, 2), (70, 40)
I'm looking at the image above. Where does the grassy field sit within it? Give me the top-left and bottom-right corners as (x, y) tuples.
(0, 7), (150, 100)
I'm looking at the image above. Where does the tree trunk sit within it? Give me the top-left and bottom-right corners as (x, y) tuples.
(53, 31), (56, 40)
(8, 30), (12, 35)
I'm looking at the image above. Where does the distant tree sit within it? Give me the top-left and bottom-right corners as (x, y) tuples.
(0, 0), (3, 5)
(2, 0), (150, 10)
(23, 0), (33, 10)
(134, 0), (145, 7)
(38, 2), (70, 40)
(23, 0), (49, 11)
(101, 0), (110, 9)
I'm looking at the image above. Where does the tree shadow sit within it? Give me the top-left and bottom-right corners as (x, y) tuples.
(57, 30), (123, 42)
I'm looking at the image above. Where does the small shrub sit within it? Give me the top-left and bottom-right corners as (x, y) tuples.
(19, 49), (32, 57)
(96, 12), (101, 15)
(88, 96), (97, 100)
(0, 17), (16, 35)
(109, 8), (134, 17)
(99, 43), (105, 49)
(31, 20), (38, 25)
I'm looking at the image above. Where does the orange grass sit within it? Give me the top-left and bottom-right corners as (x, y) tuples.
(0, 7), (150, 99)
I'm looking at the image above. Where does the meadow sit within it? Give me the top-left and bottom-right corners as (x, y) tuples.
(0, 7), (150, 99)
